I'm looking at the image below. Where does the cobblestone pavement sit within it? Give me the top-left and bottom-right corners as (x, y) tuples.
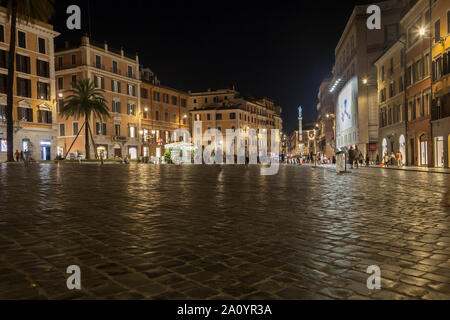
(0, 163), (449, 300)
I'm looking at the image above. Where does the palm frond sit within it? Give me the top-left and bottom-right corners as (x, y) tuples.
(60, 79), (110, 121)
(2, 0), (55, 24)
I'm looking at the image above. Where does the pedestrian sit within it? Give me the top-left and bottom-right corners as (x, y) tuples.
(396, 151), (403, 167)
(14, 150), (20, 162)
(376, 154), (380, 165)
(366, 154), (370, 167)
(384, 152), (389, 167)
(390, 152), (396, 166)
(20, 151), (24, 162)
(348, 146), (354, 169)
(354, 146), (360, 169)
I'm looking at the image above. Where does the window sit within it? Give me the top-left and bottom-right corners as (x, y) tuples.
(36, 59), (50, 78)
(38, 110), (52, 124)
(115, 124), (121, 136)
(0, 75), (6, 94)
(58, 77), (63, 90)
(381, 66), (385, 81)
(171, 96), (177, 105)
(112, 61), (118, 73)
(17, 78), (31, 97)
(96, 122), (107, 135)
(399, 76), (404, 92)
(400, 48), (405, 67)
(127, 103), (136, 116)
(141, 88), (148, 99)
(0, 25), (4, 42)
(59, 123), (65, 136)
(388, 106), (393, 125)
(37, 82), (50, 100)
(16, 54), (30, 73)
(0, 49), (7, 68)
(58, 56), (63, 69)
(57, 99), (64, 113)
(94, 75), (105, 89)
(18, 31), (26, 48)
(397, 104), (402, 122)
(0, 104), (6, 123)
(155, 110), (159, 120)
(38, 38), (46, 54)
(389, 82), (394, 98)
(127, 66), (133, 77)
(71, 75), (77, 86)
(95, 55), (102, 68)
(18, 107), (33, 122)
(112, 100), (121, 113)
(127, 84), (135, 96)
(380, 88), (386, 102)
(154, 91), (160, 101)
(73, 122), (79, 135)
(163, 93), (169, 103)
(164, 112), (169, 122)
(207, 114), (211, 120)
(216, 113), (222, 120)
(229, 112), (236, 119)
(434, 19), (441, 43)
(72, 54), (76, 65)
(181, 98), (187, 107)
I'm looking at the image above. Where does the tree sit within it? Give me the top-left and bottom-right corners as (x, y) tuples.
(2, 0), (54, 162)
(60, 79), (109, 160)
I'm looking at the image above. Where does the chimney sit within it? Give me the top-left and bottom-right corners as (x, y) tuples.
(120, 46), (124, 57)
(104, 40), (108, 51)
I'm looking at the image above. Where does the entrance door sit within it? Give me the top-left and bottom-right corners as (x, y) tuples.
(420, 135), (428, 166)
(399, 135), (406, 165)
(40, 140), (51, 160)
(114, 147), (122, 157)
(41, 146), (51, 160)
(129, 147), (137, 159)
(410, 138), (415, 166)
(436, 137), (444, 168)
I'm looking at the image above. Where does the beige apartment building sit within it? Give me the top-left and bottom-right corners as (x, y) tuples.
(140, 68), (190, 159)
(374, 37), (407, 163)
(55, 35), (142, 159)
(0, 7), (59, 162)
(189, 89), (282, 158)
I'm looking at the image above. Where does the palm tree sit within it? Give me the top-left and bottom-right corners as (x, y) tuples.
(2, 0), (54, 162)
(60, 79), (109, 160)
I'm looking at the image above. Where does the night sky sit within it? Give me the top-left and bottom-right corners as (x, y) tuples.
(50, 0), (377, 133)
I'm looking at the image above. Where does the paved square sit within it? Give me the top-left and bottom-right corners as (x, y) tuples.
(0, 163), (449, 299)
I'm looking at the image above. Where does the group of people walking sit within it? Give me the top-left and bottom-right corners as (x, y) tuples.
(348, 146), (369, 168)
(382, 151), (403, 167)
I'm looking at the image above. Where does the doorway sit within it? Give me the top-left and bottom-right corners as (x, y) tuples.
(435, 137), (444, 168)
(420, 134), (428, 166)
(40, 140), (51, 160)
(410, 138), (415, 166)
(399, 135), (406, 165)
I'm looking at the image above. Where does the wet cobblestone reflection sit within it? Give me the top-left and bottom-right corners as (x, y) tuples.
(0, 163), (449, 299)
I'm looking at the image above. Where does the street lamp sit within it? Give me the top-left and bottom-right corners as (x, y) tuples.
(362, 78), (368, 85)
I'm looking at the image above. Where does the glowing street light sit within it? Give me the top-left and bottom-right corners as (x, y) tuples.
(419, 28), (426, 36)
(362, 78), (368, 85)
